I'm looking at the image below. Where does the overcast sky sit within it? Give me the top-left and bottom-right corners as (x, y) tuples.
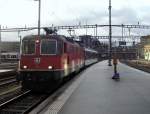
(1, 0), (150, 41)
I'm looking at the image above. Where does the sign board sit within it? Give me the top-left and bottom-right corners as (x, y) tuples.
(119, 41), (126, 46)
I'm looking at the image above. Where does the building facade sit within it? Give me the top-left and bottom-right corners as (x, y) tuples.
(0, 41), (20, 53)
(139, 35), (150, 61)
(0, 41), (20, 62)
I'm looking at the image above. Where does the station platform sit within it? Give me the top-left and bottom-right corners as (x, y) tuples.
(0, 69), (14, 73)
(44, 61), (150, 114)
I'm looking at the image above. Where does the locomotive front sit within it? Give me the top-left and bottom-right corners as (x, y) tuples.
(19, 35), (67, 91)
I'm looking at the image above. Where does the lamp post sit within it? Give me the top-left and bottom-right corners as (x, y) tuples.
(34, 0), (41, 36)
(108, 0), (112, 66)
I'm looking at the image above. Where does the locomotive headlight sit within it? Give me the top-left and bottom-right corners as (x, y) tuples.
(64, 63), (68, 70)
(23, 65), (27, 69)
(64, 62), (68, 76)
(48, 66), (53, 69)
(36, 40), (40, 43)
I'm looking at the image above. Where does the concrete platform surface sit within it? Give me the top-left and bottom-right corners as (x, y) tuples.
(58, 61), (150, 114)
(0, 69), (13, 73)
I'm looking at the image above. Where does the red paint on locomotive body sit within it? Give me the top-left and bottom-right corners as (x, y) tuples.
(19, 34), (86, 91)
(20, 55), (62, 70)
(20, 35), (84, 72)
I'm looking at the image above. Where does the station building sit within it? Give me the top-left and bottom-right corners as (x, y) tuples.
(0, 41), (20, 53)
(139, 35), (150, 61)
(0, 41), (20, 62)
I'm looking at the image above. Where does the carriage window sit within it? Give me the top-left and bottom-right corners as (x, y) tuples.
(22, 40), (35, 54)
(41, 40), (57, 54)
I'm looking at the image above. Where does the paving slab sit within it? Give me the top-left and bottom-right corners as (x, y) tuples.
(58, 61), (150, 114)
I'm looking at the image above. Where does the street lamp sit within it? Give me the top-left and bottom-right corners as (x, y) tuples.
(34, 0), (41, 36)
(108, 0), (112, 66)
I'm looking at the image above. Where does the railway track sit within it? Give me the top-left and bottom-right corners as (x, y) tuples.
(0, 70), (17, 81)
(0, 63), (18, 69)
(0, 73), (21, 107)
(0, 67), (87, 114)
(0, 74), (18, 96)
(0, 79), (73, 114)
(0, 90), (49, 114)
(0, 77), (79, 114)
(0, 86), (22, 106)
(121, 60), (150, 73)
(0, 76), (17, 87)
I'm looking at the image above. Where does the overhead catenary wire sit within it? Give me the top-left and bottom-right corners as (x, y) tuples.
(1, 24), (150, 32)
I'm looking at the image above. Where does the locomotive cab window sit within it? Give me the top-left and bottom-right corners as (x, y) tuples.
(41, 39), (57, 55)
(64, 43), (67, 53)
(22, 40), (35, 54)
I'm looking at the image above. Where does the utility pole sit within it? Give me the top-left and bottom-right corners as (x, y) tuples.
(38, 0), (41, 36)
(95, 24), (98, 37)
(108, 0), (112, 66)
(34, 0), (41, 36)
(18, 31), (22, 57)
(0, 25), (1, 64)
(86, 20), (88, 35)
(122, 24), (124, 41)
(137, 21), (140, 59)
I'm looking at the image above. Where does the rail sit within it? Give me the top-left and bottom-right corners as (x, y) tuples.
(0, 90), (49, 114)
(0, 76), (17, 86)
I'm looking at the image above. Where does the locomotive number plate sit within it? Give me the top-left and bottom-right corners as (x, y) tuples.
(34, 58), (41, 64)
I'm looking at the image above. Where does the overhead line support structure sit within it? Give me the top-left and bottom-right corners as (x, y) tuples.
(108, 0), (112, 66)
(1, 24), (150, 32)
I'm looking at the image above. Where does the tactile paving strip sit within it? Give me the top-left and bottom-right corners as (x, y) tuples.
(44, 74), (86, 114)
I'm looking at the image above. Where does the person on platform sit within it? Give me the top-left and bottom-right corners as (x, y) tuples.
(112, 54), (120, 79)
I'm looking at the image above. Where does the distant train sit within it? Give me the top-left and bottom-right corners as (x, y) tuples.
(1, 52), (19, 62)
(18, 34), (98, 92)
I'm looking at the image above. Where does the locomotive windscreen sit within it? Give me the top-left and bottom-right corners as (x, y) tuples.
(41, 39), (57, 55)
(22, 40), (35, 54)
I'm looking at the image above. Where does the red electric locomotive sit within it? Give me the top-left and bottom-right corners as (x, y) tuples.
(18, 34), (85, 91)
